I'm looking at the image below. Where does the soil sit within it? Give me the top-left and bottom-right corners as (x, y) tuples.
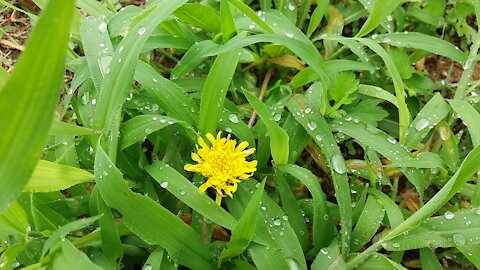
(424, 55), (480, 83)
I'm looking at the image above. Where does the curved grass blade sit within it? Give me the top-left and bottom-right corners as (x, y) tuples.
(24, 160), (94, 193)
(350, 196), (385, 252)
(311, 239), (346, 270)
(145, 162), (237, 230)
(373, 32), (467, 64)
(93, 1), (189, 140)
(243, 90), (289, 164)
(219, 180), (265, 263)
(0, 0), (75, 213)
(357, 84), (398, 107)
(405, 93), (450, 149)
(94, 145), (214, 269)
(119, 115), (196, 150)
(286, 95), (352, 255)
(356, 0), (402, 37)
(449, 100), (480, 147)
(134, 61), (198, 126)
(198, 39), (243, 135)
(277, 164), (334, 250)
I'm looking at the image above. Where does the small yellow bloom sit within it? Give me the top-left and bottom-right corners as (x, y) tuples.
(184, 131), (257, 205)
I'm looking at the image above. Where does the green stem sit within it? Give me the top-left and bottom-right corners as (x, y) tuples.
(346, 239), (384, 269)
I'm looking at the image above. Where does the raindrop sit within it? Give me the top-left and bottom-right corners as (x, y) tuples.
(372, 34), (378, 39)
(167, 120), (174, 125)
(260, 206), (267, 211)
(391, 242), (400, 248)
(315, 134), (323, 141)
(91, 99), (96, 105)
(225, 127), (233, 133)
(331, 154), (347, 174)
(87, 146), (94, 154)
(160, 181), (168, 188)
(285, 32), (294, 38)
(118, 45), (124, 52)
(307, 121), (317, 130)
(415, 119), (430, 131)
(228, 113), (239, 123)
(99, 43), (105, 48)
(282, 215), (289, 221)
(98, 22), (107, 33)
(273, 114), (282, 121)
(273, 219), (281, 226)
(345, 115), (352, 121)
(248, 24), (256, 30)
(320, 249), (328, 255)
(180, 190), (186, 196)
(476, 209), (480, 215)
(138, 27), (147, 35)
(387, 136), (397, 144)
(143, 264), (152, 270)
(386, 15), (393, 21)
(288, 2), (295, 11)
(444, 211), (455, 220)
(383, 37), (391, 43)
(153, 78), (158, 83)
(453, 234), (466, 245)
(152, 116), (158, 121)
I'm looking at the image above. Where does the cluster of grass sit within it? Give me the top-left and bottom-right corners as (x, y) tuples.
(1, 0), (480, 269)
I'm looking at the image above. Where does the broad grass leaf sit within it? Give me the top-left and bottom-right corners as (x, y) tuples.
(0, 0), (75, 213)
(51, 240), (103, 270)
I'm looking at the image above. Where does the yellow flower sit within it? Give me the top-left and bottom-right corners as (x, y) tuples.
(184, 131), (257, 205)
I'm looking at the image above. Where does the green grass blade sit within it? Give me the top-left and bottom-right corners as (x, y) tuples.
(278, 164), (334, 250)
(373, 32), (467, 64)
(457, 244), (480, 268)
(286, 95), (352, 255)
(93, 1), (188, 140)
(227, 0), (274, 33)
(119, 115), (196, 150)
(49, 121), (97, 136)
(174, 3), (221, 33)
(419, 248), (443, 270)
(145, 161), (238, 230)
(219, 180), (265, 263)
(243, 90), (290, 164)
(135, 61), (198, 126)
(94, 145), (214, 269)
(306, 0), (328, 37)
(52, 240), (104, 270)
(351, 196), (385, 252)
(220, 0), (237, 43)
(405, 93), (450, 149)
(384, 208), (480, 250)
(0, 0), (75, 213)
(449, 100), (480, 147)
(198, 43), (242, 135)
(356, 0), (402, 37)
(24, 160), (94, 193)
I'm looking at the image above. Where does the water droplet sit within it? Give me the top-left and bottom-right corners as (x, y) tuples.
(315, 134), (323, 141)
(228, 114), (239, 123)
(386, 15), (393, 21)
(392, 242), (400, 248)
(143, 264), (152, 270)
(345, 115), (352, 121)
(248, 24), (255, 30)
(288, 2), (295, 10)
(476, 209), (480, 215)
(98, 22), (107, 33)
(415, 119), (430, 131)
(153, 78), (158, 83)
(372, 34), (378, 39)
(118, 45), (124, 52)
(307, 121), (317, 130)
(260, 206), (267, 211)
(444, 211), (455, 220)
(453, 234), (466, 245)
(285, 32), (294, 38)
(320, 249), (328, 255)
(387, 136), (397, 144)
(91, 99), (96, 105)
(138, 27), (147, 35)
(180, 190), (186, 196)
(87, 146), (94, 154)
(167, 120), (174, 125)
(152, 116), (158, 121)
(273, 219), (281, 226)
(273, 114), (281, 121)
(160, 119), (166, 124)
(331, 154), (346, 174)
(282, 215), (289, 221)
(99, 43), (105, 48)
(160, 181), (168, 188)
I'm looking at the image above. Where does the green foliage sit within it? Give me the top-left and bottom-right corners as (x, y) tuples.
(2, 0), (480, 269)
